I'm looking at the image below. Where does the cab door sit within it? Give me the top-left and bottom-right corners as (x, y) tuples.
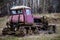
(25, 9), (34, 24)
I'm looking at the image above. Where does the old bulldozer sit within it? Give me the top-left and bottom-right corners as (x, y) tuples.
(2, 6), (56, 36)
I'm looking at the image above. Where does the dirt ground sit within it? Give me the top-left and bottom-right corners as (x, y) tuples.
(0, 13), (60, 40)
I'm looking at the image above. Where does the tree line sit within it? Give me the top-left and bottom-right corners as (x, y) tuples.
(0, 0), (60, 16)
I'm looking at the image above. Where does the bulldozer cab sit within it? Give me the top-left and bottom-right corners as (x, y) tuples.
(9, 6), (34, 24)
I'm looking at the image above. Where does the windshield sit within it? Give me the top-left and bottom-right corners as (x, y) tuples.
(11, 9), (23, 14)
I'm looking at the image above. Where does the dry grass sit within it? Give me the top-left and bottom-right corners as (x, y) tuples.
(0, 34), (60, 40)
(0, 16), (7, 27)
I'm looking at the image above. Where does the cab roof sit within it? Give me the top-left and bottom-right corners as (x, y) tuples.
(10, 5), (31, 10)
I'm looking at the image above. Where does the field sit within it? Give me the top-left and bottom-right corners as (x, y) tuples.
(0, 13), (60, 40)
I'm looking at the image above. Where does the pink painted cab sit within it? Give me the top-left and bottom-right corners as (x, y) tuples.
(9, 6), (34, 24)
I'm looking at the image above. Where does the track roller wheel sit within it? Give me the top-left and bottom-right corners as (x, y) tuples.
(15, 27), (26, 36)
(48, 25), (56, 34)
(23, 28), (26, 35)
(2, 27), (10, 35)
(34, 27), (39, 34)
(28, 27), (33, 35)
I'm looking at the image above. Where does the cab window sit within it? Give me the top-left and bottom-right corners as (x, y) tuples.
(26, 9), (31, 15)
(12, 10), (16, 14)
(17, 10), (22, 14)
(11, 9), (23, 14)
